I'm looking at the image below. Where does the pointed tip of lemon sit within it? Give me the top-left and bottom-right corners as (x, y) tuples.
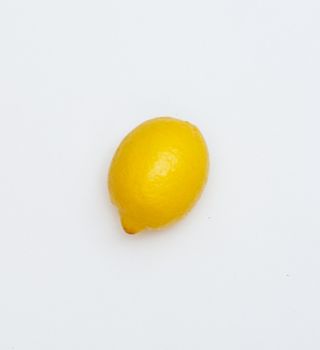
(120, 214), (144, 234)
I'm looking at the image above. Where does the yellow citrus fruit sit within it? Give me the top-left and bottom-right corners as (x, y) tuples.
(108, 117), (209, 234)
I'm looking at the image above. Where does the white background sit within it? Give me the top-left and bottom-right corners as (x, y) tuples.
(0, 0), (319, 349)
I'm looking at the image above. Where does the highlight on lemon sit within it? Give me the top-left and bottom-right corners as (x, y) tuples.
(108, 117), (209, 234)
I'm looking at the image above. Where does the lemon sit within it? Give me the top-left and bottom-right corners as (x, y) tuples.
(108, 117), (209, 234)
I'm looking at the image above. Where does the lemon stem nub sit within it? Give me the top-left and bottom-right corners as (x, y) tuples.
(120, 214), (144, 234)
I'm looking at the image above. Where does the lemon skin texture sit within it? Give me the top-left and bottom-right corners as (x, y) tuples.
(108, 117), (209, 234)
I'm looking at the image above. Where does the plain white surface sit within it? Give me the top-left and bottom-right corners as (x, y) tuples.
(1, 0), (320, 349)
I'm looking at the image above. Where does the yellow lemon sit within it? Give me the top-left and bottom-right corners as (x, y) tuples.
(108, 117), (209, 234)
